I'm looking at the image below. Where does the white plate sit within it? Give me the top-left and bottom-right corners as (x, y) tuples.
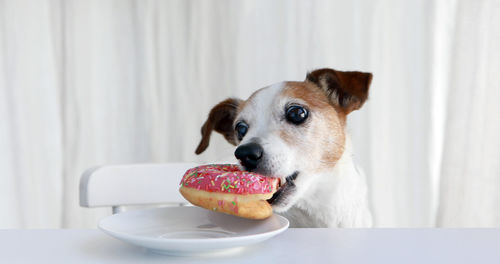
(98, 206), (289, 256)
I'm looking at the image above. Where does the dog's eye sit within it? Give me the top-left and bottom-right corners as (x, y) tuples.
(235, 121), (248, 141)
(286, 105), (308, 125)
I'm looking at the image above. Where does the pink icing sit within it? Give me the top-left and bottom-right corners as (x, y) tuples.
(180, 164), (278, 195)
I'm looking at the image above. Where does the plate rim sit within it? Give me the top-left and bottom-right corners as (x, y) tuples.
(98, 206), (289, 244)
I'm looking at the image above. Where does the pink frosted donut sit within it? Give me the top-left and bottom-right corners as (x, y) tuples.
(179, 164), (278, 219)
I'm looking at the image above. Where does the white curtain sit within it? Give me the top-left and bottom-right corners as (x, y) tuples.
(0, 0), (498, 228)
(437, 0), (500, 227)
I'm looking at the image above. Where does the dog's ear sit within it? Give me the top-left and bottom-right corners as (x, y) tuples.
(195, 98), (243, 154)
(306, 68), (372, 114)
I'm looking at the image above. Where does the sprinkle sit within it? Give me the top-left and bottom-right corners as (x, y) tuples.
(232, 201), (236, 206)
(211, 180), (215, 186)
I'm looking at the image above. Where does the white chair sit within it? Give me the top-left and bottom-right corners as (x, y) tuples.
(79, 163), (198, 214)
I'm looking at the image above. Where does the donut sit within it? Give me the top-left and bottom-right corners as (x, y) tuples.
(179, 164), (279, 219)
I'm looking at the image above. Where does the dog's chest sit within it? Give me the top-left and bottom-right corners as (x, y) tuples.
(281, 206), (330, 227)
(279, 156), (373, 228)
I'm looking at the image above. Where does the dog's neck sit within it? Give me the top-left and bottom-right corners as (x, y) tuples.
(282, 135), (373, 228)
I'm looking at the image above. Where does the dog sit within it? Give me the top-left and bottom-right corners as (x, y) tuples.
(195, 68), (373, 227)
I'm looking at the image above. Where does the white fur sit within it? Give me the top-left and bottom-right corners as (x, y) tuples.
(280, 137), (373, 227)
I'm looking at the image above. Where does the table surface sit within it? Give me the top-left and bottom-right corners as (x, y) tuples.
(1, 228), (500, 264)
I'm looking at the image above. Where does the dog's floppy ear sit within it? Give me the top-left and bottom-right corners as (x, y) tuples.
(306, 68), (372, 114)
(195, 98), (242, 154)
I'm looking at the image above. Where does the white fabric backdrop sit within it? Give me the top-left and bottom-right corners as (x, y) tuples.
(0, 0), (498, 228)
(436, 0), (500, 227)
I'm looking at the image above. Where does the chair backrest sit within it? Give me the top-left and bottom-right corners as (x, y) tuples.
(79, 163), (198, 212)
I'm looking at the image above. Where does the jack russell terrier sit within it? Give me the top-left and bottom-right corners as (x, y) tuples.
(195, 68), (373, 227)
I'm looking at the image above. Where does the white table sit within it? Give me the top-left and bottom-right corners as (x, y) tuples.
(1, 229), (499, 263)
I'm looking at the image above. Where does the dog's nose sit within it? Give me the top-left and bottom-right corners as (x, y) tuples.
(234, 142), (263, 171)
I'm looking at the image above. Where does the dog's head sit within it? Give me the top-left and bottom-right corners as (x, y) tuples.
(195, 68), (372, 212)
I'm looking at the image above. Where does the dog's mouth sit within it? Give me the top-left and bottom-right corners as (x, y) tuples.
(267, 171), (298, 205)
(237, 163), (298, 206)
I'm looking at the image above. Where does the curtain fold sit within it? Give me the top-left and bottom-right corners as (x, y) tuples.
(0, 0), (64, 228)
(437, 0), (500, 227)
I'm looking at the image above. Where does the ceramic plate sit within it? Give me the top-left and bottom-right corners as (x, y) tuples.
(99, 206), (289, 256)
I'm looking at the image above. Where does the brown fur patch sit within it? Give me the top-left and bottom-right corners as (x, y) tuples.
(306, 68), (372, 114)
(279, 82), (347, 169)
(195, 98), (242, 154)
(282, 82), (331, 109)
